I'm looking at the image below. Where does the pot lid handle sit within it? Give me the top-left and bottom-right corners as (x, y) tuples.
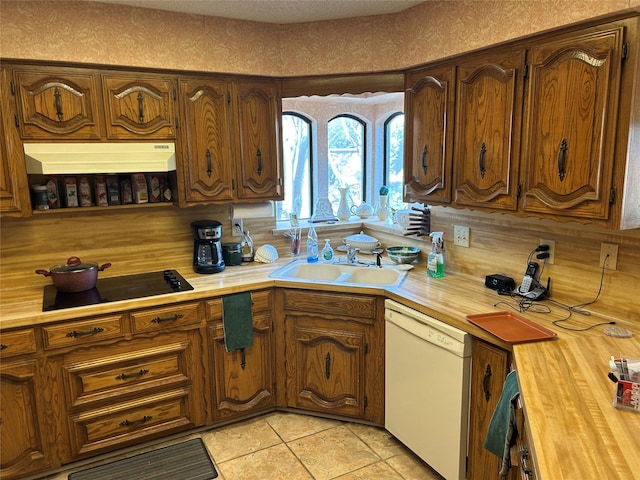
(66, 256), (82, 266)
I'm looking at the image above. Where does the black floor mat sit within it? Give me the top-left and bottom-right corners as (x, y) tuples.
(68, 438), (218, 480)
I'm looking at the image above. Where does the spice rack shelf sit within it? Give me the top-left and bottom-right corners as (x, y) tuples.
(30, 202), (176, 215)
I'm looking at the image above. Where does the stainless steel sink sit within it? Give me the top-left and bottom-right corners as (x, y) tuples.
(269, 259), (409, 287)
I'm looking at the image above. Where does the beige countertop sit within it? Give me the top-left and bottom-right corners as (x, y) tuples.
(1, 259), (639, 479)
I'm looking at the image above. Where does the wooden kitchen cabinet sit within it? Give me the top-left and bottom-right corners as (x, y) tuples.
(177, 76), (235, 204)
(101, 73), (177, 139)
(403, 63), (456, 204)
(231, 79), (283, 201)
(177, 76), (283, 205)
(467, 338), (512, 480)
(402, 15), (640, 229)
(60, 330), (204, 459)
(452, 49), (525, 211)
(276, 289), (384, 424)
(206, 289), (275, 423)
(12, 65), (103, 140)
(39, 301), (206, 463)
(0, 68), (31, 218)
(0, 328), (57, 480)
(520, 24), (626, 221)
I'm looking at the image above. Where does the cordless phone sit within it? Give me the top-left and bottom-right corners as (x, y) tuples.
(517, 261), (546, 299)
(518, 262), (538, 294)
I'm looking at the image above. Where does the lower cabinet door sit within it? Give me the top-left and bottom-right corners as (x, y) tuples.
(467, 338), (511, 480)
(284, 314), (366, 419)
(0, 358), (56, 479)
(209, 312), (275, 422)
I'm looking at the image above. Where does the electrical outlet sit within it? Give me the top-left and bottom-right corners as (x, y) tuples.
(600, 242), (618, 270)
(453, 225), (470, 247)
(232, 218), (243, 237)
(539, 239), (555, 264)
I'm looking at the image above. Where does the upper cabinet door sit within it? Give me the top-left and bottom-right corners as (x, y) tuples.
(1, 69), (31, 217)
(521, 27), (625, 220)
(178, 78), (234, 204)
(14, 67), (102, 140)
(102, 74), (177, 139)
(232, 80), (283, 201)
(453, 50), (525, 210)
(403, 64), (456, 204)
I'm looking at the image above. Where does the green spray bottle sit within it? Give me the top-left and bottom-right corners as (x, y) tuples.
(427, 232), (445, 278)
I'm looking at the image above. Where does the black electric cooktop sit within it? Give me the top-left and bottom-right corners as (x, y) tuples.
(42, 269), (194, 311)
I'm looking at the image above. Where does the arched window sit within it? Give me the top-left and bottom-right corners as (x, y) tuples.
(328, 114), (366, 205)
(278, 112), (312, 221)
(384, 112), (404, 210)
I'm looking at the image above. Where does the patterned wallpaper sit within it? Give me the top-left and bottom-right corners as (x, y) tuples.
(0, 0), (635, 76)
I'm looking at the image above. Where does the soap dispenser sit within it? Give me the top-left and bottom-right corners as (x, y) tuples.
(321, 239), (334, 263)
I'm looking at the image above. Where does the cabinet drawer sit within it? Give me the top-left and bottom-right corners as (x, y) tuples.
(42, 315), (127, 350)
(282, 290), (377, 320)
(68, 388), (193, 457)
(64, 341), (191, 408)
(131, 302), (200, 333)
(205, 289), (272, 320)
(0, 328), (36, 357)
(251, 289), (272, 313)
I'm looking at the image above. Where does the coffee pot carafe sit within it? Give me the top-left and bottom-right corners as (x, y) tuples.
(191, 220), (224, 274)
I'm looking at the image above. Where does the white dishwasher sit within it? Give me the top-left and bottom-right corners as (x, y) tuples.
(385, 300), (471, 480)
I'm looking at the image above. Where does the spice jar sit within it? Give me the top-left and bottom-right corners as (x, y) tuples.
(31, 185), (49, 210)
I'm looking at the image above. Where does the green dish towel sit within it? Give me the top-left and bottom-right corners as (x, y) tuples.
(483, 370), (520, 459)
(222, 292), (253, 352)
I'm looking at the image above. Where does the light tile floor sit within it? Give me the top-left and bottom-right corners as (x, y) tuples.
(44, 412), (445, 480)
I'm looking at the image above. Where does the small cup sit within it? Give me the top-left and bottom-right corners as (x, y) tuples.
(290, 232), (301, 256)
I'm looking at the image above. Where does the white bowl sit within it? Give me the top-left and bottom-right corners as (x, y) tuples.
(343, 231), (381, 252)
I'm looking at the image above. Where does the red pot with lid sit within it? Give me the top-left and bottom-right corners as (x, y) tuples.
(36, 256), (112, 293)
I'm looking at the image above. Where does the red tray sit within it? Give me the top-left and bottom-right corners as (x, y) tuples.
(466, 311), (557, 343)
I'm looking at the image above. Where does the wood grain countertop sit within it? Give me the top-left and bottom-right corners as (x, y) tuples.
(1, 259), (638, 479)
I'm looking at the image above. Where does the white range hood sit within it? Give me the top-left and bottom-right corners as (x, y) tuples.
(24, 142), (176, 174)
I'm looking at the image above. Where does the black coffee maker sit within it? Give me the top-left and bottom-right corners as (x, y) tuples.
(191, 220), (225, 274)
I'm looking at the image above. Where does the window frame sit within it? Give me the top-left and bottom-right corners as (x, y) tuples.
(327, 113), (368, 204)
(278, 111), (314, 221)
(383, 111), (405, 210)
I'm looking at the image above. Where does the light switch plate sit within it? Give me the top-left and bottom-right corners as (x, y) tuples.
(453, 225), (469, 247)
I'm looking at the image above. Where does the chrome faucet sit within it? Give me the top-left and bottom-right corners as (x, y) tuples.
(346, 244), (359, 264)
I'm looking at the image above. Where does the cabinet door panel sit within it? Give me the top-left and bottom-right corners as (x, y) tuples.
(14, 68), (102, 139)
(179, 78), (234, 203)
(285, 316), (365, 418)
(0, 359), (55, 479)
(521, 27), (624, 219)
(404, 64), (455, 203)
(453, 50), (525, 210)
(467, 339), (510, 480)
(209, 312), (274, 422)
(233, 80), (283, 200)
(1, 68), (39, 217)
(102, 74), (176, 139)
